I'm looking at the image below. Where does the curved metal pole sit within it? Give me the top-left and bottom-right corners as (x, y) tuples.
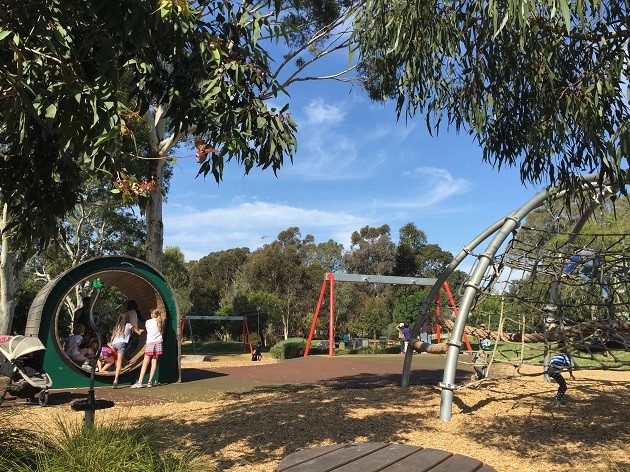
(438, 206), (541, 421)
(402, 217), (509, 386)
(401, 173), (621, 420)
(434, 173), (606, 421)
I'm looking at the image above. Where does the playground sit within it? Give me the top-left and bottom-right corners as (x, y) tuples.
(2, 353), (628, 471)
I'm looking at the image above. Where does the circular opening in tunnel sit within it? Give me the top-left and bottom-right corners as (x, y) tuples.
(52, 269), (167, 377)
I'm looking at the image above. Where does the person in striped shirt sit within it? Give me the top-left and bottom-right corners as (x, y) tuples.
(547, 343), (575, 405)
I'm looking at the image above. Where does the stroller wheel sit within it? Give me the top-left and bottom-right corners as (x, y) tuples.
(38, 391), (49, 406)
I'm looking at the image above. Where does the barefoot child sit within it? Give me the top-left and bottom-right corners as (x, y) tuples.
(131, 308), (164, 388)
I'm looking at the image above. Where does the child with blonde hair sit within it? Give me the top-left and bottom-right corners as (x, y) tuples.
(131, 308), (165, 388)
(66, 323), (90, 370)
(110, 311), (144, 388)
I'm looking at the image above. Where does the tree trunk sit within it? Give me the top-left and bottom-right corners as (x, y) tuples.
(143, 104), (185, 273)
(282, 298), (291, 340)
(145, 158), (165, 272)
(0, 204), (24, 335)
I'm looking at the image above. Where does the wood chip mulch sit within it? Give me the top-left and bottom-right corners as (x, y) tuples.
(2, 354), (628, 472)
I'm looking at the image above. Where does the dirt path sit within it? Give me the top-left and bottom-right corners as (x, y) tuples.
(3, 354), (629, 471)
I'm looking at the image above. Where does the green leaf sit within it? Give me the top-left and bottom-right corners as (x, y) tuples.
(559, 0), (571, 32)
(493, 13), (509, 38)
(44, 104), (57, 125)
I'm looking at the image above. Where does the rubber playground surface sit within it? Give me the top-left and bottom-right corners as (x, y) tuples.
(41, 353), (467, 405)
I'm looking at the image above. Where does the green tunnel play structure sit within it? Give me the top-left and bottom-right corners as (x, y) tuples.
(24, 256), (180, 389)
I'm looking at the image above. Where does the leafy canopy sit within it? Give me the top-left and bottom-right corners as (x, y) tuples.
(0, 0), (297, 249)
(354, 0), (630, 193)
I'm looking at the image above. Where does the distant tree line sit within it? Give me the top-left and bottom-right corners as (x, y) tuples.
(13, 220), (471, 345)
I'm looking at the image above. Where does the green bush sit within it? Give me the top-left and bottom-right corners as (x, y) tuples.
(356, 345), (399, 355)
(269, 338), (306, 359)
(0, 416), (206, 472)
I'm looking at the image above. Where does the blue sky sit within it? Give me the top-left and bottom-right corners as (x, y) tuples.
(163, 77), (544, 263)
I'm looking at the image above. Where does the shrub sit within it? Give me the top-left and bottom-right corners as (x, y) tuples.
(269, 338), (306, 359)
(356, 345), (399, 355)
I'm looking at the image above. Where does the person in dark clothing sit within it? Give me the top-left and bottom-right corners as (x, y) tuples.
(252, 341), (263, 361)
(73, 296), (95, 348)
(73, 297), (92, 329)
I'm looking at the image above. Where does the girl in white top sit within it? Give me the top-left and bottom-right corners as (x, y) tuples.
(131, 308), (165, 388)
(110, 311), (143, 388)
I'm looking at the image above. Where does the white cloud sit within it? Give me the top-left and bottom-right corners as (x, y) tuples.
(389, 166), (471, 208)
(285, 98), (397, 180)
(304, 99), (345, 126)
(164, 200), (366, 260)
(164, 166), (473, 261)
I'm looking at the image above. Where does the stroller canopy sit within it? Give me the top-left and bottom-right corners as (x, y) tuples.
(0, 336), (46, 362)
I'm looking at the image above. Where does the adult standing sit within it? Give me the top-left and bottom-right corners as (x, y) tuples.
(420, 315), (432, 345)
(397, 323), (405, 354)
(73, 296), (91, 328)
(402, 323), (412, 353)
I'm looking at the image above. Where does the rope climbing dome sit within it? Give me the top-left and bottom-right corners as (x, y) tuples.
(401, 173), (630, 421)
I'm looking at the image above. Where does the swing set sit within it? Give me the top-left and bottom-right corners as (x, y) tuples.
(181, 315), (253, 355)
(304, 272), (473, 356)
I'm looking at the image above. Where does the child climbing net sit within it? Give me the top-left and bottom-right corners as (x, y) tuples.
(443, 194), (630, 389)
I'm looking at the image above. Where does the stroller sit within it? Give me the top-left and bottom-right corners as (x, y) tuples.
(0, 335), (52, 406)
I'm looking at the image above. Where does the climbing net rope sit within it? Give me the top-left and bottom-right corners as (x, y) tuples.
(442, 196), (630, 383)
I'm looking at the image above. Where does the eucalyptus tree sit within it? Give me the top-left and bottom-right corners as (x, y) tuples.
(162, 246), (193, 317)
(134, 0), (362, 271)
(348, 296), (390, 338)
(303, 239), (345, 273)
(343, 224), (396, 277)
(2, 180), (147, 334)
(15, 175), (148, 331)
(188, 248), (251, 319)
(353, 1), (630, 193)
(0, 1), (297, 274)
(229, 290), (282, 343)
(394, 222), (427, 277)
(240, 228), (323, 339)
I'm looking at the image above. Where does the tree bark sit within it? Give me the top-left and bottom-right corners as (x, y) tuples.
(0, 204), (25, 335)
(143, 105), (185, 272)
(145, 158), (165, 272)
